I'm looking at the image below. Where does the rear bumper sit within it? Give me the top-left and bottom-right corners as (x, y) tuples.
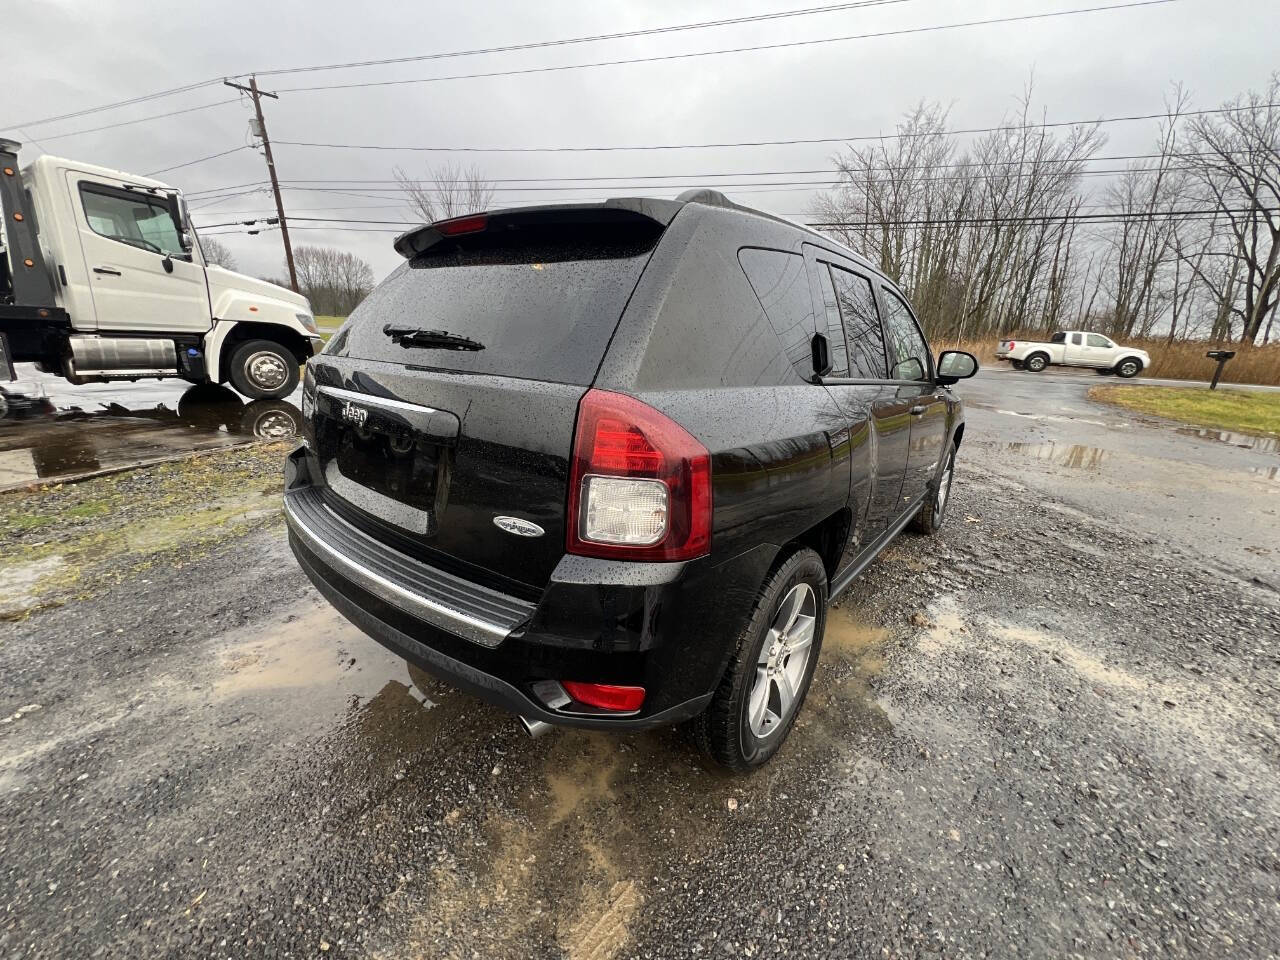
(284, 446), (765, 729)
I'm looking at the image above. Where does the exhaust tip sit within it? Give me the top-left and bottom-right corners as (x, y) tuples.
(520, 716), (553, 739)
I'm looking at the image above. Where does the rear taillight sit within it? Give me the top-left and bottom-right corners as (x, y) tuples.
(1008, 341), (1015, 348)
(562, 681), (646, 712)
(566, 389), (711, 562)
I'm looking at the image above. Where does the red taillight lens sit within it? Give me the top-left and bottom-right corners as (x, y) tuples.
(566, 389), (711, 562)
(562, 681), (646, 712)
(1008, 341), (1015, 348)
(434, 214), (487, 236)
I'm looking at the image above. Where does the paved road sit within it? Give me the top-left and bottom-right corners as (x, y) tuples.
(1, 370), (1277, 958)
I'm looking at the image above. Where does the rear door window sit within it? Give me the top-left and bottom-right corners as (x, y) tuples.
(829, 265), (887, 379)
(814, 265), (850, 377)
(880, 288), (931, 381)
(738, 248), (818, 379)
(331, 228), (659, 385)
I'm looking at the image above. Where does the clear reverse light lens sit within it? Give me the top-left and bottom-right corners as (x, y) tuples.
(582, 475), (668, 545)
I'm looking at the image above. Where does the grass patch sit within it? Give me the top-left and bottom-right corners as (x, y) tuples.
(0, 442), (292, 619)
(1090, 385), (1280, 437)
(314, 315), (346, 345)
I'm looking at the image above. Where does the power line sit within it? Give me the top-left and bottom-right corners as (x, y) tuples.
(0, 78), (222, 131)
(249, 0), (914, 78)
(808, 205), (1276, 227)
(30, 99), (241, 143)
(145, 145), (251, 177)
(5, 0), (909, 131)
(274, 1), (1181, 95)
(276, 101), (1275, 155)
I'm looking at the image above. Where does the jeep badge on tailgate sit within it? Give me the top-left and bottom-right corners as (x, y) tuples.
(340, 400), (368, 427)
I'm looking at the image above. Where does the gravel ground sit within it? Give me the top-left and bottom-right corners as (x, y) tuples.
(1, 431), (1277, 958)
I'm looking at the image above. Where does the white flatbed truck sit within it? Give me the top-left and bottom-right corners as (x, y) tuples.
(0, 138), (319, 399)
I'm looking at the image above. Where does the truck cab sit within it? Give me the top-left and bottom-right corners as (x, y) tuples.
(1, 140), (318, 399)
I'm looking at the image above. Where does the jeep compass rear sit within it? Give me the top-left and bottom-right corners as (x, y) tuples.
(285, 192), (974, 769)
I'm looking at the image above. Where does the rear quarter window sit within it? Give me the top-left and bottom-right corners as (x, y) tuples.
(737, 248), (818, 379)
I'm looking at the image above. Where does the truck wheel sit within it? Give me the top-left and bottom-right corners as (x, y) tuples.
(691, 547), (827, 771)
(228, 339), (299, 400)
(1115, 358), (1142, 378)
(1024, 353), (1049, 372)
(1011, 360), (1024, 370)
(911, 442), (956, 536)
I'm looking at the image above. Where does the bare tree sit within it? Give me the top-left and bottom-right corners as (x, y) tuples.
(811, 89), (1103, 342)
(1097, 88), (1191, 340)
(1180, 73), (1280, 344)
(198, 235), (237, 271)
(395, 163), (496, 223)
(292, 246), (375, 316)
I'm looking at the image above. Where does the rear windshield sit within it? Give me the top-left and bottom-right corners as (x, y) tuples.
(329, 224), (660, 385)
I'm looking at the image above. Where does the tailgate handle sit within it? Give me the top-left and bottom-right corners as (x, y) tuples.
(317, 385), (460, 446)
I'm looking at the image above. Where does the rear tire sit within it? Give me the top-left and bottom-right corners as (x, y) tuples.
(912, 441), (956, 536)
(227, 339), (300, 400)
(1024, 353), (1049, 373)
(692, 548), (828, 771)
(1010, 360), (1024, 370)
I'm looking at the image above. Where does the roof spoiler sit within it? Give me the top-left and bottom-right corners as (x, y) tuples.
(393, 197), (684, 260)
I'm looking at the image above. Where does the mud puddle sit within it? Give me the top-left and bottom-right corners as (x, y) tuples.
(1176, 426), (1280, 454)
(1004, 441), (1109, 469)
(0, 381), (301, 490)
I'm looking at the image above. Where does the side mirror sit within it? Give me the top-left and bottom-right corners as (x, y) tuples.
(936, 350), (978, 385)
(165, 193), (193, 254)
(810, 332), (832, 379)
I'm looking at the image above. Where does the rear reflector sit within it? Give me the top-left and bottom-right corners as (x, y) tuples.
(562, 681), (646, 712)
(435, 214), (488, 236)
(567, 389), (711, 562)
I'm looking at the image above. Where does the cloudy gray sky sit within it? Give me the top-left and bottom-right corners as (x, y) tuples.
(6, 0), (1277, 282)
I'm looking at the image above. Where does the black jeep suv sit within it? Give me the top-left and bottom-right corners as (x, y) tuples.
(284, 190), (976, 769)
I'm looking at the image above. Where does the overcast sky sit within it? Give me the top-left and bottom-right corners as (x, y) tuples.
(6, 0), (1277, 283)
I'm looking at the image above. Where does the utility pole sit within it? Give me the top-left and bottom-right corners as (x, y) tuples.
(224, 76), (298, 292)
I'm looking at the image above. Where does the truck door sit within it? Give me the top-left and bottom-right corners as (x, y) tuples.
(1063, 332), (1087, 365)
(1085, 333), (1117, 367)
(66, 173), (211, 334)
(879, 285), (948, 513)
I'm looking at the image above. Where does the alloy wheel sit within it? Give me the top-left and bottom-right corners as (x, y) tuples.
(747, 582), (817, 739)
(936, 457), (954, 516)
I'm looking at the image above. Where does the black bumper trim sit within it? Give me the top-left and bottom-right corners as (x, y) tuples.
(284, 484), (535, 647)
(292, 535), (712, 730)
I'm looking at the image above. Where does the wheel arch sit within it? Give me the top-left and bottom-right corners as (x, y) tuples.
(778, 507), (850, 586)
(207, 320), (315, 384)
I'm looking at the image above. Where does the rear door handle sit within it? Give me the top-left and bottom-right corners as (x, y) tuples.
(92, 266), (122, 276)
(909, 405), (927, 416)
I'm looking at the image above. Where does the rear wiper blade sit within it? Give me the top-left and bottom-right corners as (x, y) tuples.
(383, 324), (485, 352)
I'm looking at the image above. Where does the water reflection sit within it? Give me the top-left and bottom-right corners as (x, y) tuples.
(0, 383), (301, 489)
(1175, 426), (1280, 455)
(1004, 441), (1109, 469)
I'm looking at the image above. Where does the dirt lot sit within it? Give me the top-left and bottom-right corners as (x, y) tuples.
(1, 369), (1277, 959)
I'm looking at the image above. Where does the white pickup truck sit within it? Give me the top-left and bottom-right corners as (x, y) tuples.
(0, 138), (319, 399)
(995, 331), (1150, 378)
